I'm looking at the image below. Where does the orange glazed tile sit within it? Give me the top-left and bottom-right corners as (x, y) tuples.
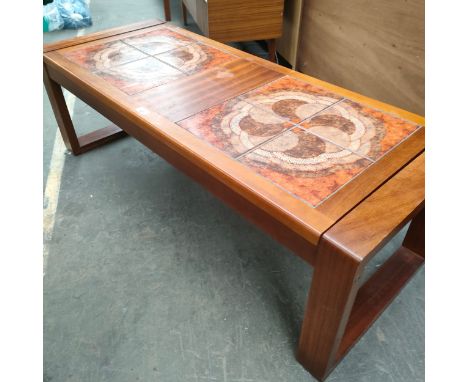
(156, 43), (236, 74)
(299, 99), (421, 160)
(241, 76), (343, 124)
(123, 27), (194, 55)
(61, 40), (147, 70)
(239, 128), (372, 206)
(178, 98), (294, 158)
(95, 57), (185, 95)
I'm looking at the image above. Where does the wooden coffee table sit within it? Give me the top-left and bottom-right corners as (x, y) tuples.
(43, 19), (424, 381)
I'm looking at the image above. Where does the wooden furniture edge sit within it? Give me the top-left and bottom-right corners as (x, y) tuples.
(296, 153), (425, 380)
(43, 25), (425, 249)
(168, 25), (425, 126)
(43, 52), (335, 247)
(43, 19), (166, 53)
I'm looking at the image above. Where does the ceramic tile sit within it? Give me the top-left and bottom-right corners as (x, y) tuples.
(239, 128), (372, 206)
(241, 76), (343, 124)
(95, 57), (185, 95)
(299, 99), (420, 160)
(122, 27), (194, 55)
(177, 98), (294, 157)
(156, 43), (236, 74)
(61, 41), (147, 70)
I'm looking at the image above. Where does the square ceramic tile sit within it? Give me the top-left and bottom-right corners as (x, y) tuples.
(156, 43), (236, 74)
(122, 27), (194, 55)
(239, 128), (372, 206)
(241, 76), (343, 124)
(95, 57), (185, 95)
(299, 99), (421, 160)
(61, 40), (147, 70)
(177, 98), (294, 158)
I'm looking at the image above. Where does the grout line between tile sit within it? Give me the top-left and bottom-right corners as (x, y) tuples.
(235, 98), (346, 160)
(312, 159), (375, 208)
(120, 38), (192, 63)
(313, 125), (424, 208)
(295, 126), (375, 162)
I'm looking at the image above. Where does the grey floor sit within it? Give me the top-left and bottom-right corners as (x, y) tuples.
(43, 1), (424, 381)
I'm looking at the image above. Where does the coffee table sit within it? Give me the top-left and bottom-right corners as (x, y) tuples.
(43, 19), (424, 381)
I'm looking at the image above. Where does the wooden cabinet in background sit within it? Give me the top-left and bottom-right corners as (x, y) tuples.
(182, 0), (285, 62)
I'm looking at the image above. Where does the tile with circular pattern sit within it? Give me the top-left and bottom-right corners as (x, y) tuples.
(177, 97), (294, 158)
(95, 57), (185, 95)
(61, 40), (147, 70)
(239, 128), (372, 206)
(241, 76), (343, 124)
(122, 27), (194, 55)
(156, 43), (236, 74)
(299, 99), (421, 161)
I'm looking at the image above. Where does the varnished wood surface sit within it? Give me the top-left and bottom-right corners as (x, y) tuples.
(337, 246), (424, 361)
(43, 64), (80, 154)
(170, 25), (425, 126)
(77, 125), (127, 154)
(182, 0), (284, 43)
(296, 0), (424, 115)
(43, 20), (425, 247)
(297, 154), (425, 380)
(325, 153), (425, 263)
(44, 20), (425, 381)
(133, 58), (283, 122)
(207, 0), (284, 42)
(297, 237), (363, 380)
(44, 51), (334, 246)
(43, 19), (166, 53)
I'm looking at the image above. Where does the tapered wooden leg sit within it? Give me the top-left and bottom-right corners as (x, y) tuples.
(267, 39), (276, 62)
(163, 0), (171, 21)
(182, 2), (188, 26)
(297, 239), (363, 381)
(43, 64), (81, 154)
(43, 64), (127, 155)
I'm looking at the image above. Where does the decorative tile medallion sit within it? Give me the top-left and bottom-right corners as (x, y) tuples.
(241, 76), (343, 124)
(95, 57), (185, 95)
(239, 128), (372, 206)
(178, 98), (294, 157)
(299, 100), (420, 160)
(156, 43), (236, 74)
(123, 27), (194, 55)
(61, 40), (147, 70)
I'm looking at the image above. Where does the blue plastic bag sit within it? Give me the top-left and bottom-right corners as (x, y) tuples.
(43, 0), (92, 32)
(57, 0), (92, 29)
(43, 2), (64, 32)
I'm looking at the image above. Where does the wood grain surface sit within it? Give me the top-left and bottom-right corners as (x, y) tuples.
(296, 0), (424, 115)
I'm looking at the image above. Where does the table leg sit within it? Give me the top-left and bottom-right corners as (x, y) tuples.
(296, 155), (425, 380)
(267, 39), (276, 63)
(163, 0), (171, 21)
(43, 64), (81, 154)
(182, 1), (188, 26)
(43, 64), (127, 155)
(297, 239), (363, 381)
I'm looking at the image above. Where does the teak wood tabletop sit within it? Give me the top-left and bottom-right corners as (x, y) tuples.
(43, 19), (425, 381)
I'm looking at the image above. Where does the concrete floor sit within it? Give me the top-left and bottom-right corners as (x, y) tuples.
(43, 1), (424, 381)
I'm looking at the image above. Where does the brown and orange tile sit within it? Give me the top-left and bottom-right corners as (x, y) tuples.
(156, 43), (236, 74)
(241, 76), (343, 124)
(177, 98), (294, 158)
(299, 99), (420, 160)
(238, 128), (372, 206)
(61, 40), (147, 70)
(95, 57), (185, 95)
(122, 27), (194, 55)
